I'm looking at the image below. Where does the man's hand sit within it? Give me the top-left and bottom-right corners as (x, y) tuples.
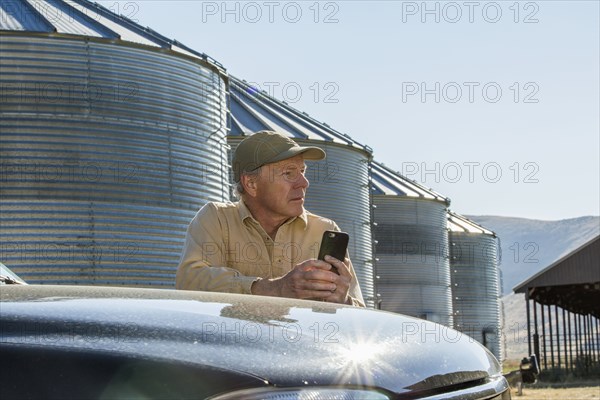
(321, 256), (353, 304)
(251, 256), (352, 304)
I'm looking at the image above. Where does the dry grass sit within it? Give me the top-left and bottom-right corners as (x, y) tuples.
(511, 386), (600, 399)
(503, 358), (522, 374)
(503, 361), (599, 399)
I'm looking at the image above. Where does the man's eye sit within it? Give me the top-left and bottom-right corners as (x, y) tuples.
(283, 170), (298, 180)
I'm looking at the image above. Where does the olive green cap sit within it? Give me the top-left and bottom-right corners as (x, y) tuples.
(232, 131), (326, 183)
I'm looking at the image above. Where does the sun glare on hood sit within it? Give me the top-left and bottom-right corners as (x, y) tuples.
(340, 341), (384, 364)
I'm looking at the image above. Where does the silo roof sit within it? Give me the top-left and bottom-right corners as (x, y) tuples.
(229, 76), (371, 152)
(371, 161), (449, 204)
(0, 0), (224, 71)
(447, 211), (495, 236)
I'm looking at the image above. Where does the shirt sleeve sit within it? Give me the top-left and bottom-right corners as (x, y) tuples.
(175, 203), (258, 294)
(345, 257), (366, 307)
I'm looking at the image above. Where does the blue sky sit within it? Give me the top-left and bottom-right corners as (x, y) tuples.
(101, 1), (600, 220)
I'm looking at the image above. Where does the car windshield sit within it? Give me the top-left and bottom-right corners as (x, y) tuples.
(0, 262), (27, 285)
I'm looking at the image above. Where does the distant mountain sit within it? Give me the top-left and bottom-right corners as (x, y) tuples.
(464, 215), (599, 361)
(465, 215), (599, 295)
(499, 292), (528, 360)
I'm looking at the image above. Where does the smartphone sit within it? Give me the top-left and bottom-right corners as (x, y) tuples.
(317, 230), (349, 274)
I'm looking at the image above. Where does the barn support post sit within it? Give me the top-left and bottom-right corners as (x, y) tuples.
(562, 308), (568, 372)
(555, 305), (561, 371)
(547, 304), (554, 369)
(568, 311), (574, 373)
(575, 314), (580, 366)
(588, 315), (592, 365)
(525, 291), (532, 356)
(595, 317), (600, 364)
(533, 299), (540, 363)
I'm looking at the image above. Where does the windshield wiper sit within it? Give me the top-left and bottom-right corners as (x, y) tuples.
(0, 275), (25, 285)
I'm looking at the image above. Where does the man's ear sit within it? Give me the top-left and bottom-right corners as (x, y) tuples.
(241, 174), (258, 197)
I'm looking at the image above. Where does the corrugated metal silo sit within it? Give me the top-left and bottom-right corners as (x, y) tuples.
(0, 0), (229, 286)
(371, 162), (453, 326)
(448, 211), (502, 361)
(228, 77), (376, 307)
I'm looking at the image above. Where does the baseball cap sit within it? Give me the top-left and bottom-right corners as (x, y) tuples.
(232, 131), (326, 182)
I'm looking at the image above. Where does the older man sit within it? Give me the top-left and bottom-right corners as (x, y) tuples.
(176, 131), (364, 306)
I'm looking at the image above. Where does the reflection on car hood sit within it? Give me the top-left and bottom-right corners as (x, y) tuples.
(0, 285), (501, 394)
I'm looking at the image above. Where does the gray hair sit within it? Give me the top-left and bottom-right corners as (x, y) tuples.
(232, 167), (262, 199)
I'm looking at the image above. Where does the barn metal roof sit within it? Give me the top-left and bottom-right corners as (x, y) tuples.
(370, 161), (449, 204)
(514, 235), (600, 291)
(447, 211), (495, 235)
(228, 76), (371, 152)
(514, 235), (600, 317)
(0, 0), (225, 71)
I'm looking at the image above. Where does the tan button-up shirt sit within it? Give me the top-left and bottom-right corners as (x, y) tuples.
(176, 201), (364, 306)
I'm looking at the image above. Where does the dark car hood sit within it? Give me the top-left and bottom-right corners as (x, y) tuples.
(0, 285), (501, 395)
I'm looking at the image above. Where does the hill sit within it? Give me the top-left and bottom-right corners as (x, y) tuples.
(465, 215), (599, 295)
(465, 215), (599, 361)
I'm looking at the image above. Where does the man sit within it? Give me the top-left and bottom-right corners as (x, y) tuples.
(176, 130), (364, 306)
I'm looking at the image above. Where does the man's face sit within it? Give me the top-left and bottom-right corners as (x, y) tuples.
(253, 155), (309, 220)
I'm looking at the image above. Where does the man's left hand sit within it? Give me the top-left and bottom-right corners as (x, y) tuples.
(322, 255), (352, 305)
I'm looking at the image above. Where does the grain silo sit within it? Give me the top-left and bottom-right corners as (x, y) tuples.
(0, 0), (229, 286)
(371, 162), (453, 326)
(448, 211), (502, 361)
(228, 77), (376, 307)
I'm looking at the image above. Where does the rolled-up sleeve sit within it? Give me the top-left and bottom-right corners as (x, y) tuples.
(175, 203), (258, 294)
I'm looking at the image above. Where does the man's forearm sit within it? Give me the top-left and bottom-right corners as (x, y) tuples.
(250, 277), (282, 297)
(176, 263), (256, 294)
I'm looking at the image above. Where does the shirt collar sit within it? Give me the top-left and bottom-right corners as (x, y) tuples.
(238, 200), (308, 229)
(237, 199), (254, 222)
(295, 209), (309, 228)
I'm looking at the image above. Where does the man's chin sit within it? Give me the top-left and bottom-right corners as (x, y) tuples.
(289, 204), (305, 216)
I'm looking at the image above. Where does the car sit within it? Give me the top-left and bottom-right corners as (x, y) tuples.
(0, 263), (510, 399)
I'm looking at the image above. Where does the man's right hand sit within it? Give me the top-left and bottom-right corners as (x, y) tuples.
(251, 258), (351, 304)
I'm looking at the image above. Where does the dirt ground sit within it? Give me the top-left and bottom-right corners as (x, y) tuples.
(511, 386), (600, 399)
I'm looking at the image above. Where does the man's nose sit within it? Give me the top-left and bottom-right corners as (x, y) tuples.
(296, 172), (309, 188)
